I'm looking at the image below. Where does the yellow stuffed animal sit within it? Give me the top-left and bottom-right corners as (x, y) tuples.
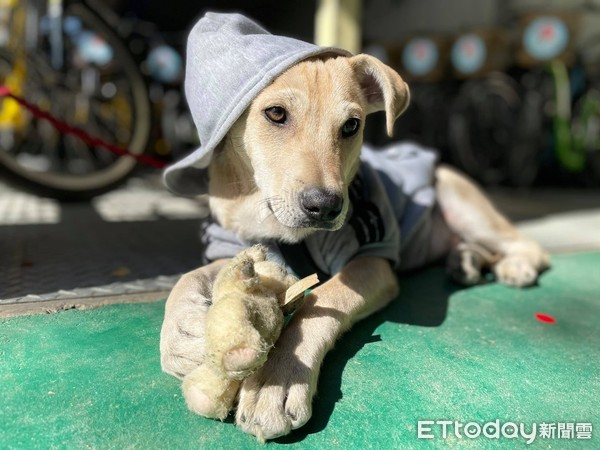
(181, 245), (299, 420)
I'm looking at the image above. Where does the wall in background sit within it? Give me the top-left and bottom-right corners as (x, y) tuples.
(362, 0), (600, 74)
(510, 0), (600, 75)
(363, 0), (500, 41)
(362, 0), (600, 40)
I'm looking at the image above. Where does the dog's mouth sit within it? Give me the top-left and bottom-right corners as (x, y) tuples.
(267, 199), (344, 231)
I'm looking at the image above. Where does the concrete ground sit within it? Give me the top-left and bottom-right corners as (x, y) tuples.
(0, 173), (208, 316)
(488, 188), (600, 254)
(1, 171), (599, 316)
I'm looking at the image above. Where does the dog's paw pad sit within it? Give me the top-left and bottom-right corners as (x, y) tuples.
(494, 256), (538, 287)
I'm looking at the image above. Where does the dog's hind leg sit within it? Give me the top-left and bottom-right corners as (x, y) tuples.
(435, 165), (550, 287)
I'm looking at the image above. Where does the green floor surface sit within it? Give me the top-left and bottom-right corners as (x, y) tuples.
(1, 252), (599, 449)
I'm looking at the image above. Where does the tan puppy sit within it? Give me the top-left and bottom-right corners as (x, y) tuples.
(160, 54), (549, 441)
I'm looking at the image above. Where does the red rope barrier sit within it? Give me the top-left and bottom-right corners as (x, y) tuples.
(0, 85), (167, 169)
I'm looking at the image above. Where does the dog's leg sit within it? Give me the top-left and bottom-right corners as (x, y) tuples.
(235, 256), (399, 441)
(160, 259), (229, 380)
(435, 165), (550, 287)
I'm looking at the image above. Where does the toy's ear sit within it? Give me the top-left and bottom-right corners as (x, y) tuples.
(231, 245), (267, 290)
(350, 54), (410, 137)
(237, 258), (260, 290)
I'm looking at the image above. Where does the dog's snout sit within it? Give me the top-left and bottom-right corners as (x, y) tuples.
(299, 188), (343, 222)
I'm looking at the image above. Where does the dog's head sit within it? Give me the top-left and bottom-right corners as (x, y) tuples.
(210, 54), (409, 243)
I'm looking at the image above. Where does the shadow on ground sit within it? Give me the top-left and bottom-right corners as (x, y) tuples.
(277, 265), (460, 444)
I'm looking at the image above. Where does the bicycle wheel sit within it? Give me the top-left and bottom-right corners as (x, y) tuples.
(573, 87), (600, 184)
(506, 70), (550, 187)
(0, 0), (151, 200)
(448, 73), (523, 186)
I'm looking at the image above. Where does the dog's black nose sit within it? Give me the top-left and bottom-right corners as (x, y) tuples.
(299, 188), (343, 222)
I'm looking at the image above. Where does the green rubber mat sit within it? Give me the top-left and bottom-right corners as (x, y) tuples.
(1, 253), (598, 449)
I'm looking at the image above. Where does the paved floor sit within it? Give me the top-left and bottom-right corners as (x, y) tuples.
(1, 171), (599, 315)
(0, 173), (208, 314)
(485, 188), (600, 253)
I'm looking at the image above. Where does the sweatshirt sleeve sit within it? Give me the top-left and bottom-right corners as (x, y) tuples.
(200, 220), (249, 264)
(201, 219), (293, 272)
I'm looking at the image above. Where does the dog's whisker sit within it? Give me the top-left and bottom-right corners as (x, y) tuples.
(256, 196), (286, 221)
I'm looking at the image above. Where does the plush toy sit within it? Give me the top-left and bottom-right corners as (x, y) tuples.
(181, 245), (318, 420)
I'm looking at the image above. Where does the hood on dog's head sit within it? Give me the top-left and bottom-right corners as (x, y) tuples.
(163, 12), (351, 197)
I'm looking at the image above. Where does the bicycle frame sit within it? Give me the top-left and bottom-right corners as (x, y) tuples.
(573, 90), (600, 157)
(0, 0), (28, 132)
(550, 59), (600, 172)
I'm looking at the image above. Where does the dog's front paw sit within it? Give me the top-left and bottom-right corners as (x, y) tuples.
(493, 255), (539, 287)
(235, 350), (316, 442)
(447, 246), (485, 285)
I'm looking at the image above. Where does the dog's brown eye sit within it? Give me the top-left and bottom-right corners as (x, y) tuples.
(342, 118), (360, 138)
(264, 106), (287, 124)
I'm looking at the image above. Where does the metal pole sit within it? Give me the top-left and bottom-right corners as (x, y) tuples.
(315, 0), (362, 54)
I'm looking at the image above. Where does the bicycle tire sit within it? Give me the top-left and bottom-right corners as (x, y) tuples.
(448, 74), (522, 185)
(573, 87), (600, 184)
(0, 0), (151, 200)
(506, 71), (549, 187)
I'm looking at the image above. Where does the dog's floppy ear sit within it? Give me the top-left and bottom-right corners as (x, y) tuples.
(350, 54), (410, 137)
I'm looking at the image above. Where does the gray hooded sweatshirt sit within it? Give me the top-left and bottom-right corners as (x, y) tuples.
(164, 13), (437, 279)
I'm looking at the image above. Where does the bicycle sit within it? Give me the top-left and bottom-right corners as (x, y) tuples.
(549, 59), (600, 182)
(447, 11), (600, 187)
(518, 11), (600, 184)
(442, 22), (562, 188)
(0, 0), (151, 199)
